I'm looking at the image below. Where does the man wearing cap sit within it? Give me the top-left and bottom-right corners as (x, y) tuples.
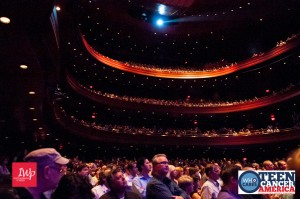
(22, 148), (69, 199)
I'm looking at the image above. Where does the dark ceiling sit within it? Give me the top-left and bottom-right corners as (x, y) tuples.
(0, 0), (300, 155)
(76, 0), (300, 66)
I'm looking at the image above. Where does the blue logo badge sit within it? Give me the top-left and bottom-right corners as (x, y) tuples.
(238, 170), (261, 193)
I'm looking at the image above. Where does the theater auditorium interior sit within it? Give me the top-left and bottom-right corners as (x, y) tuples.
(1, 0), (300, 162)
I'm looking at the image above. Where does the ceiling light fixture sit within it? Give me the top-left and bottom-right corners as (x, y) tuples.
(20, 65), (28, 69)
(0, 17), (10, 24)
(29, 91), (36, 95)
(158, 4), (166, 15)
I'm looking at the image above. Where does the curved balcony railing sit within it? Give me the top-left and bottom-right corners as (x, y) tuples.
(81, 33), (300, 79)
(67, 73), (300, 114)
(52, 101), (300, 146)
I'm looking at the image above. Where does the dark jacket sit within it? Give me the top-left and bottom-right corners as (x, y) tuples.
(100, 190), (141, 199)
(146, 176), (189, 199)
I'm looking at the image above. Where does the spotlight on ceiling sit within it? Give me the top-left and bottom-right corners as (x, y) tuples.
(158, 4), (166, 15)
(156, 18), (164, 26)
(152, 15), (169, 28)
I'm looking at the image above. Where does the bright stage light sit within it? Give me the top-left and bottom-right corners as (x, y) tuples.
(156, 19), (164, 26)
(158, 4), (166, 15)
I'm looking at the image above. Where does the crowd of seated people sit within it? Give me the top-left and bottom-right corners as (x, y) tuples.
(58, 108), (290, 138)
(125, 60), (235, 73)
(77, 82), (299, 108)
(1, 147), (300, 199)
(117, 33), (299, 73)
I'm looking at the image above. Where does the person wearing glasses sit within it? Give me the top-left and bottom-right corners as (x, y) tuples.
(146, 154), (189, 199)
(16, 148), (69, 199)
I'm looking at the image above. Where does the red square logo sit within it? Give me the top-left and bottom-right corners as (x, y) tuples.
(12, 162), (37, 187)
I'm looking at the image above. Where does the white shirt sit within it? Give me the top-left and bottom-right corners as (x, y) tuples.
(200, 179), (221, 199)
(91, 184), (110, 199)
(125, 174), (135, 187)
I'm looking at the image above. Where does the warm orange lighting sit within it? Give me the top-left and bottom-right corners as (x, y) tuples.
(56, 6), (61, 11)
(81, 33), (300, 79)
(29, 91), (35, 95)
(0, 17), (10, 24)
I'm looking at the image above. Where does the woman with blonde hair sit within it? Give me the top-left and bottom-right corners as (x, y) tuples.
(178, 175), (200, 199)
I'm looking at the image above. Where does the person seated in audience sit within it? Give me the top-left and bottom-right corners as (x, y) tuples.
(175, 166), (184, 182)
(167, 165), (178, 183)
(287, 147), (300, 199)
(190, 174), (201, 198)
(124, 162), (138, 189)
(77, 163), (90, 177)
(88, 164), (99, 187)
(0, 156), (11, 187)
(234, 162), (243, 170)
(0, 188), (21, 199)
(100, 167), (141, 199)
(262, 160), (274, 170)
(5, 148), (70, 199)
(178, 175), (200, 199)
(52, 173), (94, 199)
(92, 171), (110, 199)
(77, 163), (98, 187)
(0, 157), (10, 177)
(216, 165), (241, 199)
(199, 164), (221, 199)
(251, 163), (260, 170)
(184, 166), (190, 176)
(188, 167), (199, 178)
(146, 154), (189, 199)
(277, 160), (287, 170)
(132, 157), (152, 199)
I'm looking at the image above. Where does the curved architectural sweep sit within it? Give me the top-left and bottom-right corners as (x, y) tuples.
(81, 34), (300, 79)
(67, 74), (300, 114)
(52, 101), (300, 146)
